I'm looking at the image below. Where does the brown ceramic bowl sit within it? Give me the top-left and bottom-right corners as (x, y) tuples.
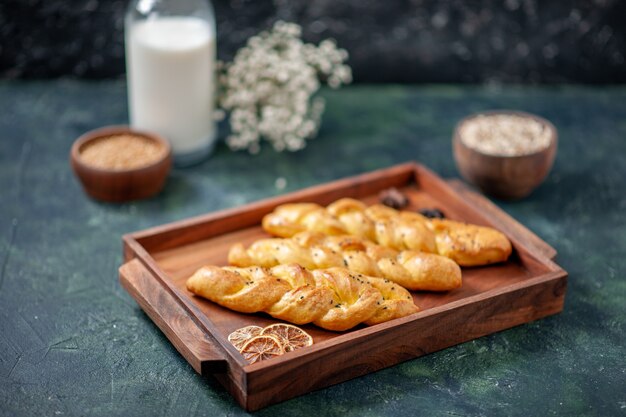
(453, 110), (557, 200)
(70, 126), (172, 202)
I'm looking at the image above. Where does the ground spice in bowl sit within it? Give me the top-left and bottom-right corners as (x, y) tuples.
(71, 126), (172, 202)
(79, 133), (167, 170)
(459, 113), (552, 156)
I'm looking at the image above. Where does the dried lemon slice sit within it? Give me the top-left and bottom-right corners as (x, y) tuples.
(240, 335), (285, 364)
(227, 325), (263, 351)
(260, 323), (313, 352)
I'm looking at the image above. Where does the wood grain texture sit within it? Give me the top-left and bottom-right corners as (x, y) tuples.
(128, 163), (415, 255)
(120, 163), (568, 411)
(119, 259), (227, 374)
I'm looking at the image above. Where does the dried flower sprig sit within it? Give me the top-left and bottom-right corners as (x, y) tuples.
(217, 21), (352, 153)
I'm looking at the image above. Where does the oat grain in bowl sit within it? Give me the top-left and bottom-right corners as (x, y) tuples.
(459, 113), (552, 156)
(453, 111), (557, 199)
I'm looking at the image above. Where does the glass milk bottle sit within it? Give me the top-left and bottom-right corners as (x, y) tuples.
(125, 0), (217, 166)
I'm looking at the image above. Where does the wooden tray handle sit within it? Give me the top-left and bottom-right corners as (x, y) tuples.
(119, 259), (227, 374)
(447, 179), (558, 260)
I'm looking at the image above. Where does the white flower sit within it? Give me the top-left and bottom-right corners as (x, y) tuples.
(217, 21), (352, 153)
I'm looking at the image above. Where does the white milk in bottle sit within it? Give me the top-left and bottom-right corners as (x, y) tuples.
(125, 1), (217, 166)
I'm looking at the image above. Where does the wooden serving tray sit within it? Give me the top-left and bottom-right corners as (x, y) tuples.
(119, 163), (567, 411)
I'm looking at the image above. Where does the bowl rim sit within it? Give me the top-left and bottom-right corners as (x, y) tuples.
(70, 125), (172, 175)
(453, 110), (558, 159)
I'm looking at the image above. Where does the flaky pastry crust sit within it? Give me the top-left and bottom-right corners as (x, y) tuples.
(229, 231), (461, 291)
(186, 264), (419, 331)
(262, 198), (512, 267)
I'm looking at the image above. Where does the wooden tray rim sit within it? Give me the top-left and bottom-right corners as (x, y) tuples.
(121, 162), (567, 374)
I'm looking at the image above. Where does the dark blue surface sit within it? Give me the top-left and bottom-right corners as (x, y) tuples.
(0, 81), (625, 416)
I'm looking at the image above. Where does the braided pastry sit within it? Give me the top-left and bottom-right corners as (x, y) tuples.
(186, 264), (419, 331)
(229, 231), (461, 291)
(262, 198), (512, 267)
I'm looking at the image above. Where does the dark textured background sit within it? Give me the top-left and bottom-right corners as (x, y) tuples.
(1, 0), (625, 83)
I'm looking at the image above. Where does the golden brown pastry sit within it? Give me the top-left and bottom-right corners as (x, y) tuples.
(262, 198), (512, 267)
(363, 276), (419, 326)
(186, 264), (419, 331)
(229, 231), (461, 291)
(428, 218), (512, 267)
